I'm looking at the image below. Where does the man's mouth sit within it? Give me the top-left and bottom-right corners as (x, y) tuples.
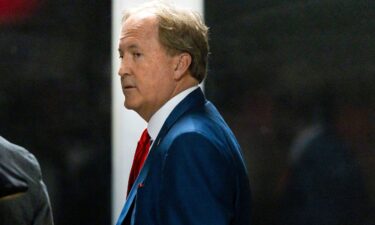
(123, 84), (135, 89)
(122, 85), (136, 93)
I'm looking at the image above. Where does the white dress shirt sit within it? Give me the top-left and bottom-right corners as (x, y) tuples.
(147, 86), (199, 143)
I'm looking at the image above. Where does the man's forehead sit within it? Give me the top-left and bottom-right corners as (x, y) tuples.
(120, 13), (158, 39)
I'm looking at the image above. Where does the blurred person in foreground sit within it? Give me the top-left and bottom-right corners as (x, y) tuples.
(0, 136), (54, 225)
(115, 2), (251, 225)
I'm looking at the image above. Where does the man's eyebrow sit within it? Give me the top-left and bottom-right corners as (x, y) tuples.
(118, 44), (139, 53)
(117, 44), (139, 54)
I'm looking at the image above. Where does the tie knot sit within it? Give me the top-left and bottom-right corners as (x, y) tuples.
(139, 129), (151, 145)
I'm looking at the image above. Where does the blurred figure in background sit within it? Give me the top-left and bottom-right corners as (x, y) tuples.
(276, 98), (372, 225)
(0, 136), (54, 225)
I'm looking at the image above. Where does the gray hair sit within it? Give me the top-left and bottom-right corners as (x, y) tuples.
(122, 1), (209, 82)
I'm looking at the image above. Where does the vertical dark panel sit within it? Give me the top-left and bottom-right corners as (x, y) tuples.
(0, 1), (111, 224)
(205, 0), (374, 224)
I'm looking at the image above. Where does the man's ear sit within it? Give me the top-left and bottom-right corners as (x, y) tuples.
(174, 53), (192, 80)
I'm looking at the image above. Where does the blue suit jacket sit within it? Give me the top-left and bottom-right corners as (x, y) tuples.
(117, 88), (251, 225)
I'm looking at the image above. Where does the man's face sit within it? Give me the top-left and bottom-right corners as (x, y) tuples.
(118, 14), (177, 121)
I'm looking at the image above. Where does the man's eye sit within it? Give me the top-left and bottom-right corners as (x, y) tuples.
(119, 55), (123, 59)
(133, 52), (141, 58)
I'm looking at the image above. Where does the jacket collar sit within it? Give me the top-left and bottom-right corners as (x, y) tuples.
(152, 87), (206, 148)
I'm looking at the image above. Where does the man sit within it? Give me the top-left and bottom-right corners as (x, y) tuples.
(116, 2), (251, 225)
(0, 136), (54, 225)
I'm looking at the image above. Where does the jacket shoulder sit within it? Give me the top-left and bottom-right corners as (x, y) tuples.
(0, 136), (41, 178)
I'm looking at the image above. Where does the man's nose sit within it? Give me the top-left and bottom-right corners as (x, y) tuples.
(118, 58), (130, 77)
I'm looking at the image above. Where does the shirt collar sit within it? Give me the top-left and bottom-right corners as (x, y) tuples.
(148, 86), (199, 141)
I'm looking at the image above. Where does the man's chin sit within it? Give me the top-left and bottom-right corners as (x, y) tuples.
(124, 101), (136, 111)
(124, 101), (131, 109)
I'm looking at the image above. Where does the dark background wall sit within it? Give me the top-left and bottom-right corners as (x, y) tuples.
(1, 0), (374, 225)
(0, 1), (111, 224)
(205, 0), (374, 224)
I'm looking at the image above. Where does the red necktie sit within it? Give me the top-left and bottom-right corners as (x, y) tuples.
(127, 129), (151, 195)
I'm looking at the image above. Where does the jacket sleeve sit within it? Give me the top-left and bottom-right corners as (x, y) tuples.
(27, 152), (54, 225)
(158, 132), (236, 225)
